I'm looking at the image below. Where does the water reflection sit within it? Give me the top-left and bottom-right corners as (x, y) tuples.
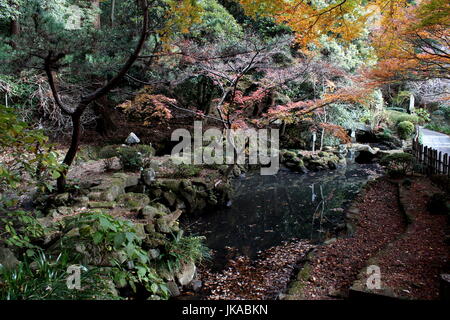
(183, 163), (382, 259)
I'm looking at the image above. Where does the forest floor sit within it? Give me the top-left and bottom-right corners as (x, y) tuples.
(289, 176), (449, 300)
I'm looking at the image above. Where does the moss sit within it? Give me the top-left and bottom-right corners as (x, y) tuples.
(285, 263), (311, 299)
(387, 110), (419, 125)
(116, 193), (150, 210)
(88, 201), (117, 209)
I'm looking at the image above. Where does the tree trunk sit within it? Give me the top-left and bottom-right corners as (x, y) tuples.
(92, 0), (101, 29)
(9, 19), (20, 48)
(57, 108), (83, 192)
(110, 0), (115, 27)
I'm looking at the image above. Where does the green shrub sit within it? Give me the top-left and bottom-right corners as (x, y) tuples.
(380, 152), (414, 178)
(158, 231), (210, 275)
(62, 212), (170, 298)
(0, 250), (113, 300)
(415, 108), (431, 124)
(387, 110), (419, 125)
(172, 163), (202, 178)
(424, 123), (450, 135)
(397, 121), (415, 139)
(98, 145), (119, 159)
(99, 144), (154, 160)
(115, 145), (154, 171)
(117, 147), (143, 171)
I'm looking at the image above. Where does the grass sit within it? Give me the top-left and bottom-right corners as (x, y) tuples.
(424, 123), (450, 135)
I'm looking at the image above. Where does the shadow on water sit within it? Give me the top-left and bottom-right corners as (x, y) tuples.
(182, 162), (383, 269)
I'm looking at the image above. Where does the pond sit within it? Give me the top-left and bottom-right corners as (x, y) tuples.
(183, 161), (383, 265)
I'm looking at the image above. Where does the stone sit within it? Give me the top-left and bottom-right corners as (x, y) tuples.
(140, 205), (162, 220)
(112, 173), (139, 188)
(125, 132), (140, 144)
(117, 192), (150, 210)
(141, 168), (156, 185)
(0, 247), (20, 270)
(57, 206), (74, 215)
(163, 191), (177, 207)
(144, 222), (155, 233)
(101, 183), (125, 202)
(75, 196), (90, 207)
(190, 280), (202, 292)
(166, 281), (180, 297)
(148, 248), (160, 259)
(54, 192), (70, 206)
(87, 192), (102, 201)
(327, 160), (337, 169)
(176, 261), (196, 286)
(156, 218), (172, 233)
(88, 201), (117, 209)
(134, 223), (146, 239)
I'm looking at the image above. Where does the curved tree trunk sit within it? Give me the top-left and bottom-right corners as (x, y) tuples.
(57, 107), (84, 191)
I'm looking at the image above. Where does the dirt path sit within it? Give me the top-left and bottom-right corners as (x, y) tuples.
(375, 178), (449, 299)
(286, 179), (406, 299)
(286, 177), (449, 300)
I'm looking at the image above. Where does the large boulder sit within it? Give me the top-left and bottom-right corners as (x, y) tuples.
(176, 261), (196, 286)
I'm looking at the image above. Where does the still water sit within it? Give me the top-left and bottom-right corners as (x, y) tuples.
(184, 163), (382, 260)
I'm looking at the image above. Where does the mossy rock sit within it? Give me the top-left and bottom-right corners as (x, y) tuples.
(88, 201), (117, 209)
(117, 193), (150, 210)
(144, 232), (167, 248)
(162, 191), (177, 207)
(140, 205), (165, 220)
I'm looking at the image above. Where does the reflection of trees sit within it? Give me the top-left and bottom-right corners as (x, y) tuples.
(191, 166), (373, 254)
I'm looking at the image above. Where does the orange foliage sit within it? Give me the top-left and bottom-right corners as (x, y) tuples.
(117, 90), (175, 125)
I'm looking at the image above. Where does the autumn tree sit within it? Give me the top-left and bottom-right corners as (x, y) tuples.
(0, 0), (203, 191)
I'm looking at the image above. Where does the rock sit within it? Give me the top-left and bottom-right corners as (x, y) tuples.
(144, 222), (155, 233)
(163, 191), (177, 207)
(190, 280), (202, 292)
(37, 216), (54, 228)
(101, 183), (124, 202)
(88, 201), (116, 209)
(166, 281), (181, 297)
(327, 160), (337, 169)
(54, 192), (70, 206)
(148, 249), (160, 259)
(156, 218), (172, 233)
(0, 247), (20, 270)
(350, 143), (377, 154)
(57, 206), (74, 215)
(125, 132), (140, 145)
(112, 173), (139, 188)
(144, 231), (167, 248)
(141, 168), (156, 185)
(117, 193), (150, 210)
(87, 192), (102, 201)
(176, 261), (196, 286)
(75, 196), (90, 207)
(133, 223), (146, 239)
(140, 205), (162, 220)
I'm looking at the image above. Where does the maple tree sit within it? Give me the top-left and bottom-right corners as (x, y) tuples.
(368, 0), (449, 83)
